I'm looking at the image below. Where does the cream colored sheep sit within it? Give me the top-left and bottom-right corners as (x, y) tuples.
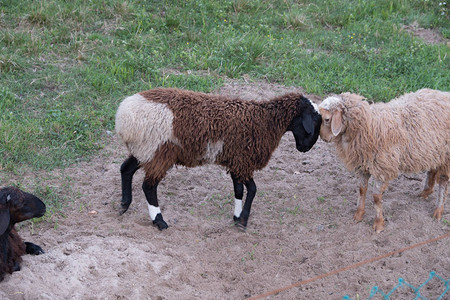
(319, 89), (450, 232)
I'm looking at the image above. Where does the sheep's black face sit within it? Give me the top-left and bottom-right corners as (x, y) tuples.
(0, 187), (46, 224)
(288, 101), (322, 152)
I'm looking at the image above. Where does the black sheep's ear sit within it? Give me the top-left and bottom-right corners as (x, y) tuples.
(302, 114), (314, 134)
(0, 195), (10, 235)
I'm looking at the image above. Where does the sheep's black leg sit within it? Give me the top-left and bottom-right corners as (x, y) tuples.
(142, 180), (168, 230)
(25, 242), (44, 255)
(119, 155), (140, 215)
(231, 173), (244, 223)
(13, 261), (21, 272)
(235, 178), (256, 230)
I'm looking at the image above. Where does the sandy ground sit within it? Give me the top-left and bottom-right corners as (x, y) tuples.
(1, 82), (449, 300)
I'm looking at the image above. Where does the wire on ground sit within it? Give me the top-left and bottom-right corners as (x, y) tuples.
(343, 271), (449, 300)
(247, 232), (450, 300)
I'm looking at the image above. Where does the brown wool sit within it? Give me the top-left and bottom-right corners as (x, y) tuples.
(0, 228), (26, 281)
(137, 88), (305, 182)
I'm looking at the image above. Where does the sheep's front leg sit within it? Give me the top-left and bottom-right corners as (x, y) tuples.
(237, 178), (257, 230)
(13, 261), (21, 272)
(231, 173), (244, 223)
(354, 172), (370, 222)
(25, 242), (45, 255)
(419, 170), (438, 199)
(432, 174), (449, 221)
(119, 155), (140, 215)
(231, 174), (257, 229)
(142, 180), (168, 230)
(372, 179), (389, 233)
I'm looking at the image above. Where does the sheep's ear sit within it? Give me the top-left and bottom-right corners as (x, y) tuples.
(302, 114), (314, 134)
(331, 110), (343, 136)
(0, 192), (11, 235)
(0, 208), (10, 235)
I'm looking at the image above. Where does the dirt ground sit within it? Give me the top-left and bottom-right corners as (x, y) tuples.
(402, 21), (448, 45)
(1, 82), (449, 300)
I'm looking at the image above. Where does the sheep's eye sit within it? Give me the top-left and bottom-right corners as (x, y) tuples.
(324, 118), (330, 123)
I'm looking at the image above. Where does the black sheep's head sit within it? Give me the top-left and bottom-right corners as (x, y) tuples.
(0, 187), (46, 235)
(288, 96), (322, 152)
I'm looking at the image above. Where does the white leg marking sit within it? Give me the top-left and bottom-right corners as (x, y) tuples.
(234, 199), (243, 218)
(148, 204), (161, 221)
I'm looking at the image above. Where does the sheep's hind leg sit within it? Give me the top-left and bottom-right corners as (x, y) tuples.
(354, 172), (370, 222)
(235, 178), (256, 230)
(142, 180), (168, 230)
(432, 174), (449, 221)
(419, 170), (438, 199)
(119, 155), (140, 215)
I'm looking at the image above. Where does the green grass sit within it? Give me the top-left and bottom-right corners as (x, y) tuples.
(0, 0), (449, 175)
(200, 192), (233, 219)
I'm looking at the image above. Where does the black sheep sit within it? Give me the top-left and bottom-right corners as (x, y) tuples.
(0, 187), (46, 282)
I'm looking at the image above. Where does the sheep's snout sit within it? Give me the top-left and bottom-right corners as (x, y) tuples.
(289, 111), (322, 152)
(30, 195), (46, 218)
(19, 193), (46, 222)
(295, 141), (316, 152)
(319, 126), (334, 143)
(318, 108), (335, 143)
(320, 134), (333, 143)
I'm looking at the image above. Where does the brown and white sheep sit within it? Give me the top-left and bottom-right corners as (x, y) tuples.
(319, 88), (450, 232)
(0, 186), (46, 282)
(115, 88), (322, 230)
